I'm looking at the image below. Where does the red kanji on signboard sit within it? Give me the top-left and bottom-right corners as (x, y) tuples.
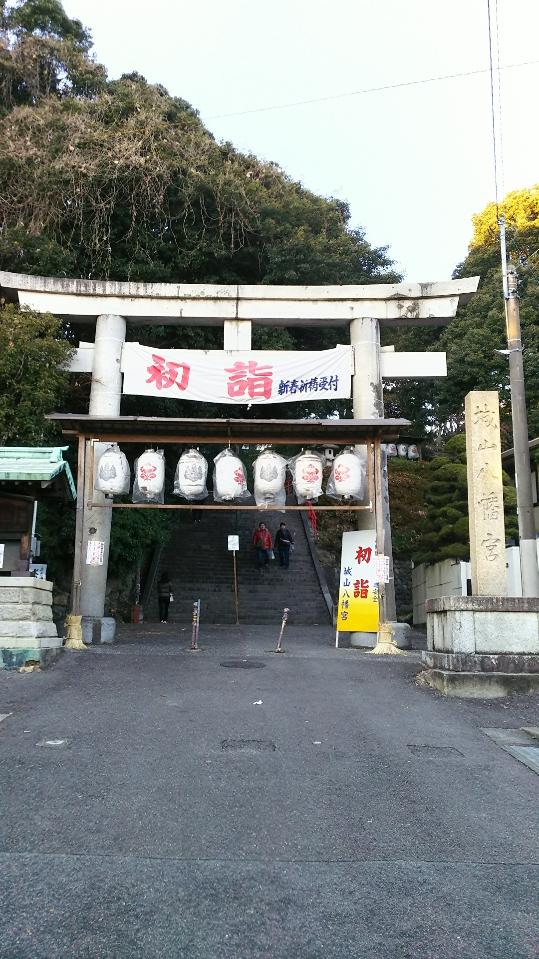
(355, 546), (372, 564)
(353, 578), (369, 599)
(225, 361), (273, 400)
(146, 354), (190, 391)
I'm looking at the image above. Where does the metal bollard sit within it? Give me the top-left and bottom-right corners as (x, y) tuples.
(274, 607), (289, 653)
(190, 599), (201, 651)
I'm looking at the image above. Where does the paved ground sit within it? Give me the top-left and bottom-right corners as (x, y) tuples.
(0, 624), (538, 959)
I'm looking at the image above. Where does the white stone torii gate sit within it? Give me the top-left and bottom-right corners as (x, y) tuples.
(0, 271), (479, 641)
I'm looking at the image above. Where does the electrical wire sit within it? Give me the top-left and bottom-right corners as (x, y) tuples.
(206, 58), (539, 121)
(486, 0), (501, 218)
(494, 0), (506, 202)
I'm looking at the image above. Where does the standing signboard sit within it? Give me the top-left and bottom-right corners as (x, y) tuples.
(336, 530), (379, 634)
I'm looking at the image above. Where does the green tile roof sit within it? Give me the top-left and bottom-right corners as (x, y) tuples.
(0, 447), (76, 500)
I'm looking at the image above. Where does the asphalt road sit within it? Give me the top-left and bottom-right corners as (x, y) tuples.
(0, 624), (538, 959)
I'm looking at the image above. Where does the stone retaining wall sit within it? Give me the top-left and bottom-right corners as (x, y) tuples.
(0, 579), (62, 669)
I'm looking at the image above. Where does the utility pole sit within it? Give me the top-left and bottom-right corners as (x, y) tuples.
(499, 219), (539, 596)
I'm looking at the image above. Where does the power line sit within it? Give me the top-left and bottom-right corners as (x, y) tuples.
(206, 58), (539, 121)
(486, 0), (501, 215)
(494, 0), (506, 201)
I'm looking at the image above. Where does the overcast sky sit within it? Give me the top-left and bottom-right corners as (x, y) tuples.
(63, 0), (538, 282)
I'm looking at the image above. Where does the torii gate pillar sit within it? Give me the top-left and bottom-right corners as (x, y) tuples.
(349, 316), (399, 646)
(80, 313), (126, 639)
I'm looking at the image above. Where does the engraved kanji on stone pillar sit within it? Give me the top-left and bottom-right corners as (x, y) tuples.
(465, 391), (507, 596)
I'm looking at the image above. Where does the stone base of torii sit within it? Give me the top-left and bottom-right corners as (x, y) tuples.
(0, 271), (479, 644)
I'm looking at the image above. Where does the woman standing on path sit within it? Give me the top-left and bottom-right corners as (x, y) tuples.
(157, 572), (172, 623)
(252, 522), (273, 571)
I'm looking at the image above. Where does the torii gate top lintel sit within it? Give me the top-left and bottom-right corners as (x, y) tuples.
(0, 271), (479, 327)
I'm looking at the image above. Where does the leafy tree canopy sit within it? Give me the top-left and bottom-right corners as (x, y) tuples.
(413, 434), (518, 565)
(0, 0), (105, 110)
(0, 304), (73, 444)
(384, 185), (539, 443)
(469, 184), (539, 249)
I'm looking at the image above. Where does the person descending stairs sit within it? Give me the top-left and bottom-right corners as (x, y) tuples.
(147, 507), (330, 626)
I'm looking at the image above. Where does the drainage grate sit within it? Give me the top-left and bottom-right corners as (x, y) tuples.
(222, 739), (276, 751)
(407, 744), (463, 757)
(220, 660), (266, 669)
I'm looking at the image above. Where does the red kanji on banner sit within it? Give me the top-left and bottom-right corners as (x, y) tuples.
(355, 546), (372, 564)
(146, 354), (190, 391)
(225, 361), (273, 400)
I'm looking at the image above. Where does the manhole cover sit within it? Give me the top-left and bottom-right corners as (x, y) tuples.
(220, 660), (266, 669)
(407, 744), (463, 757)
(222, 739), (276, 751)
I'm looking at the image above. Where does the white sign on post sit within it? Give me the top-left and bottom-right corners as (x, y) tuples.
(228, 535), (239, 552)
(374, 555), (390, 584)
(86, 540), (105, 566)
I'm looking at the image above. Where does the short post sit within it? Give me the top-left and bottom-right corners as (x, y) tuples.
(232, 551), (239, 625)
(65, 433), (87, 650)
(275, 607), (289, 653)
(228, 534), (240, 625)
(190, 600), (199, 651)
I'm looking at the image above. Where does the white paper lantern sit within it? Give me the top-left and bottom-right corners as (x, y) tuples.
(386, 444), (398, 458)
(174, 449), (208, 500)
(397, 444), (408, 458)
(253, 450), (287, 506)
(331, 450), (364, 500)
(214, 449), (248, 501)
(293, 450), (324, 501)
(407, 444), (420, 460)
(135, 449), (165, 500)
(95, 444), (130, 495)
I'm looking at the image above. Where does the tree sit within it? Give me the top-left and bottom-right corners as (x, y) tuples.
(0, 0), (105, 111)
(0, 1), (401, 607)
(413, 434), (518, 565)
(469, 185), (539, 249)
(383, 185), (539, 443)
(0, 304), (73, 444)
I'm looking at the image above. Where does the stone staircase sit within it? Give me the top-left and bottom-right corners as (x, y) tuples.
(145, 505), (331, 626)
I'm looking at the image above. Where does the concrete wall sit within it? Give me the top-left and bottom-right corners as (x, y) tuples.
(413, 559), (465, 625)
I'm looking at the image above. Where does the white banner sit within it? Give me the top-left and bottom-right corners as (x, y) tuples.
(121, 343), (352, 404)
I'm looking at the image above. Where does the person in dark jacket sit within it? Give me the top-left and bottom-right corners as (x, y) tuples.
(252, 522), (272, 570)
(275, 522), (294, 568)
(158, 572), (172, 623)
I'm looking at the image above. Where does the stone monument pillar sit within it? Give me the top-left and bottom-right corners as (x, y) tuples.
(464, 390), (507, 596)
(421, 390), (539, 697)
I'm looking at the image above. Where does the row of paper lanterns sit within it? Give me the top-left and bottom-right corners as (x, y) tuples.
(387, 443), (420, 460)
(95, 445), (366, 506)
